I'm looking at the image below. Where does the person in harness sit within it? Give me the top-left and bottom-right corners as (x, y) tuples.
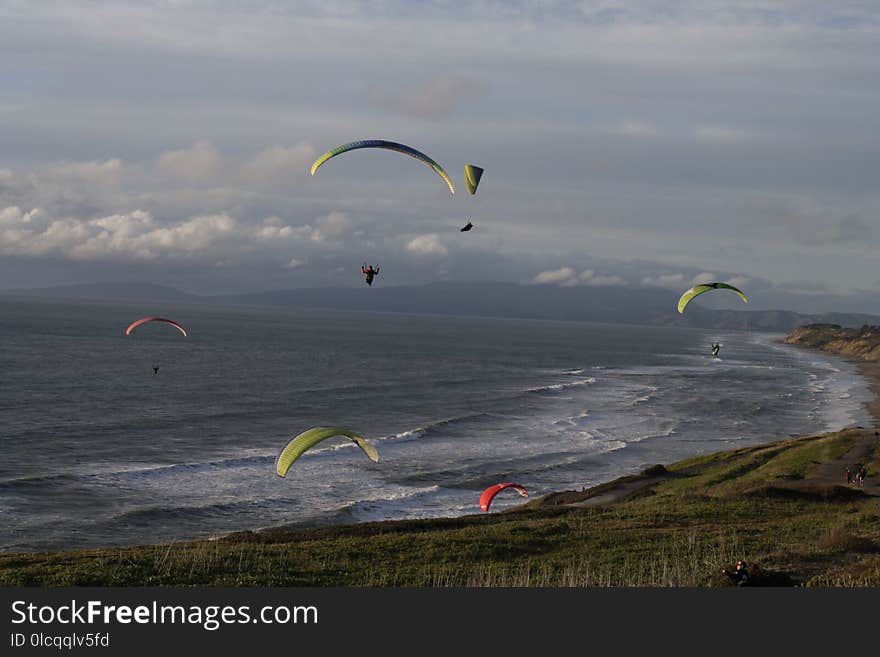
(362, 263), (380, 286)
(711, 343), (721, 358)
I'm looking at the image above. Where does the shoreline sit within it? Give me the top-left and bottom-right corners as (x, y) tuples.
(2, 334), (877, 557)
(3, 423), (877, 586)
(855, 361), (880, 423)
(2, 342), (878, 585)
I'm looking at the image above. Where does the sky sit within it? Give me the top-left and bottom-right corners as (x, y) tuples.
(1, 1), (879, 312)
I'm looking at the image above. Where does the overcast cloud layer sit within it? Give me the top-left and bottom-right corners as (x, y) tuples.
(1, 1), (879, 311)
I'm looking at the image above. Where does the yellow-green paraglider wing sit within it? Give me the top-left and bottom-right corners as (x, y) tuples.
(464, 164), (484, 195)
(310, 139), (455, 194)
(677, 282), (748, 314)
(275, 427), (379, 477)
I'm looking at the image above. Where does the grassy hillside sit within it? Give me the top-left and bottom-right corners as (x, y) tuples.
(2, 428), (878, 587)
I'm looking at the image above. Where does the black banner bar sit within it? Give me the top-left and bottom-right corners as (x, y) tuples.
(1, 587), (865, 654)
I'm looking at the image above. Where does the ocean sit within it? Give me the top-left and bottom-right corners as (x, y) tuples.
(0, 298), (873, 551)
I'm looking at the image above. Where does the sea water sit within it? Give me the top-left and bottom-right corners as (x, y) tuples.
(0, 298), (872, 551)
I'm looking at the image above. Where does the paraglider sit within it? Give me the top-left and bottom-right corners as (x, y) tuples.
(464, 164), (484, 195)
(275, 427), (379, 478)
(460, 221), (473, 232)
(311, 140), (455, 194)
(362, 263), (380, 286)
(480, 483), (529, 512)
(677, 282), (748, 314)
(711, 343), (721, 358)
(125, 317), (188, 337)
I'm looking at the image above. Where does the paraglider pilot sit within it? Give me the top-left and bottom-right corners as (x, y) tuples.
(362, 263), (379, 286)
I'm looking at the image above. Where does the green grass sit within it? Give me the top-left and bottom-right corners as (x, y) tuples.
(2, 429), (879, 587)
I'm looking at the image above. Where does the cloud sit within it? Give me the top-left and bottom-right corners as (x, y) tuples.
(367, 75), (488, 121)
(780, 199), (874, 246)
(310, 211), (353, 242)
(578, 269), (626, 286)
(0, 205), (314, 262)
(156, 140), (222, 182)
(242, 143), (315, 185)
(255, 216), (304, 241)
(43, 158), (124, 185)
(534, 266), (578, 285)
(406, 234), (448, 257)
(640, 273), (688, 288)
(534, 266), (625, 286)
(690, 271), (716, 285)
(283, 257), (305, 269)
(256, 211), (352, 244)
(724, 275), (750, 289)
(640, 271), (717, 288)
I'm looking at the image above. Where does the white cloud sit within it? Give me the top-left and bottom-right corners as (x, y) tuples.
(43, 158), (124, 185)
(578, 269), (626, 286)
(310, 211), (353, 242)
(156, 140), (222, 182)
(283, 257), (305, 269)
(641, 271), (717, 288)
(534, 266), (625, 286)
(0, 206), (294, 262)
(406, 233), (448, 257)
(641, 273), (686, 288)
(690, 272), (716, 285)
(256, 216), (305, 241)
(242, 143), (315, 184)
(534, 266), (577, 285)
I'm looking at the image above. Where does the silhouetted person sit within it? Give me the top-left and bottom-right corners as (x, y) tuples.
(153, 364), (160, 375)
(361, 263), (379, 286)
(722, 560), (750, 586)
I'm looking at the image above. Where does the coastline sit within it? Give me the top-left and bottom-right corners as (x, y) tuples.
(783, 323), (880, 426)
(856, 361), (880, 423)
(1, 332), (878, 586)
(2, 423), (877, 586)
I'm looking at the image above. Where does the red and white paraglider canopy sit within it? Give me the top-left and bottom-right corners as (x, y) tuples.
(125, 317), (188, 337)
(480, 483), (529, 512)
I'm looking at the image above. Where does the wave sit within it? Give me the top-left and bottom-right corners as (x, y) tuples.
(0, 451), (278, 491)
(523, 377), (596, 395)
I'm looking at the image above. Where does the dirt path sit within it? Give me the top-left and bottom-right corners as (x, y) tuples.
(531, 429), (880, 511)
(810, 429), (879, 494)
(566, 474), (669, 508)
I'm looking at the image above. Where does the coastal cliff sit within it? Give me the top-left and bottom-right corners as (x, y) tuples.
(785, 324), (880, 361)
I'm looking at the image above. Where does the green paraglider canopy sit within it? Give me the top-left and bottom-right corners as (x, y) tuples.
(311, 140), (455, 194)
(275, 427), (379, 477)
(677, 282), (748, 314)
(464, 164), (484, 195)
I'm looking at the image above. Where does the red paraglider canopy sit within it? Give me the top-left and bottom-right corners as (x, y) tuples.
(125, 317), (188, 337)
(480, 483), (529, 512)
